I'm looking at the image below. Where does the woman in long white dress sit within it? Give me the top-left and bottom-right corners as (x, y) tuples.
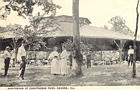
(60, 46), (69, 75)
(48, 47), (60, 75)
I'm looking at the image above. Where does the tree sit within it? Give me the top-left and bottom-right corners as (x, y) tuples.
(108, 16), (133, 34)
(4, 14), (61, 61)
(63, 39), (93, 54)
(0, 0), (61, 40)
(133, 0), (139, 78)
(0, 0), (61, 19)
(71, 0), (83, 77)
(0, 0), (61, 61)
(108, 16), (133, 62)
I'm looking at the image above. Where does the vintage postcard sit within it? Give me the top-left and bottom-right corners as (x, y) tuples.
(0, 0), (140, 90)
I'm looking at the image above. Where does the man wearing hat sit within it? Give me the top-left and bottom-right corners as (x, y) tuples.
(3, 46), (11, 76)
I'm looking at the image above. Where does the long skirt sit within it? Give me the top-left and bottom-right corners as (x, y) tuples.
(60, 59), (68, 75)
(51, 59), (60, 74)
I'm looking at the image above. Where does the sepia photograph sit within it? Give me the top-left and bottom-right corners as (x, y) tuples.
(0, 0), (140, 89)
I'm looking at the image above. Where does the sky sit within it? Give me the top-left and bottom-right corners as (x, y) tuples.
(0, 0), (140, 35)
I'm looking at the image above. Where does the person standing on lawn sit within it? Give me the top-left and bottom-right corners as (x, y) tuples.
(60, 45), (69, 76)
(128, 45), (134, 67)
(86, 51), (91, 68)
(3, 46), (11, 76)
(48, 46), (60, 75)
(17, 41), (26, 80)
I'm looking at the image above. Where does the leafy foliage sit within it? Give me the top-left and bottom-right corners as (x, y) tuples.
(5, 17), (60, 50)
(108, 16), (133, 35)
(62, 39), (93, 54)
(0, 0), (61, 51)
(0, 0), (61, 19)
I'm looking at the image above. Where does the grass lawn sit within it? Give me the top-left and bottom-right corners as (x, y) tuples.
(1, 62), (140, 86)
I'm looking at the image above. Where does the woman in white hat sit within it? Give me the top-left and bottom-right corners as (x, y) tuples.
(48, 46), (61, 75)
(60, 45), (69, 76)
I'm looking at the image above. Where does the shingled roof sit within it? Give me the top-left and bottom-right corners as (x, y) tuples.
(55, 15), (91, 24)
(1, 15), (140, 41)
(38, 15), (92, 25)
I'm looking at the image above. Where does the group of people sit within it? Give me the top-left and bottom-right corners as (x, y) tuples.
(1, 40), (135, 81)
(1, 42), (79, 80)
(48, 46), (71, 76)
(2, 41), (27, 80)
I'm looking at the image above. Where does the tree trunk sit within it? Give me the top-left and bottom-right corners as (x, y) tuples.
(119, 40), (123, 63)
(34, 49), (37, 65)
(71, 0), (83, 77)
(132, 0), (139, 78)
(26, 45), (31, 64)
(12, 38), (18, 63)
(133, 40), (137, 78)
(114, 40), (126, 63)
